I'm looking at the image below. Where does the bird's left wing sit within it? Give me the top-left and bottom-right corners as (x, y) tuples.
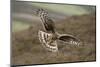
(58, 34), (81, 45)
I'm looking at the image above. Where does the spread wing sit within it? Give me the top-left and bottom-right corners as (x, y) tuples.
(58, 34), (81, 45)
(38, 30), (58, 52)
(37, 9), (55, 33)
(43, 17), (55, 33)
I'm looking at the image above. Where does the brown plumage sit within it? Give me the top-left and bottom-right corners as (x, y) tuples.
(37, 9), (81, 52)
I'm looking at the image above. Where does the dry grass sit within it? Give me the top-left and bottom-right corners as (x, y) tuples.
(11, 14), (96, 65)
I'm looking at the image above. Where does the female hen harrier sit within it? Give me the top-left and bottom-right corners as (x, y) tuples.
(37, 9), (81, 52)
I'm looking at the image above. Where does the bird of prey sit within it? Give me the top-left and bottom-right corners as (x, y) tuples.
(37, 9), (81, 52)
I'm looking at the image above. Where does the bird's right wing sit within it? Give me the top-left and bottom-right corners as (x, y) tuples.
(37, 9), (55, 33)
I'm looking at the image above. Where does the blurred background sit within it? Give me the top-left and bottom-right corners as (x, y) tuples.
(11, 0), (96, 66)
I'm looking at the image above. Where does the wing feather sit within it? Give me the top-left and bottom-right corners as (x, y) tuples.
(58, 34), (80, 45)
(38, 30), (58, 52)
(37, 9), (55, 33)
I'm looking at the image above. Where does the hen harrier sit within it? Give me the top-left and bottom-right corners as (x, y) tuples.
(37, 9), (81, 52)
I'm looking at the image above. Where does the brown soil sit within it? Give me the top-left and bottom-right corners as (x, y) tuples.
(11, 14), (96, 65)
